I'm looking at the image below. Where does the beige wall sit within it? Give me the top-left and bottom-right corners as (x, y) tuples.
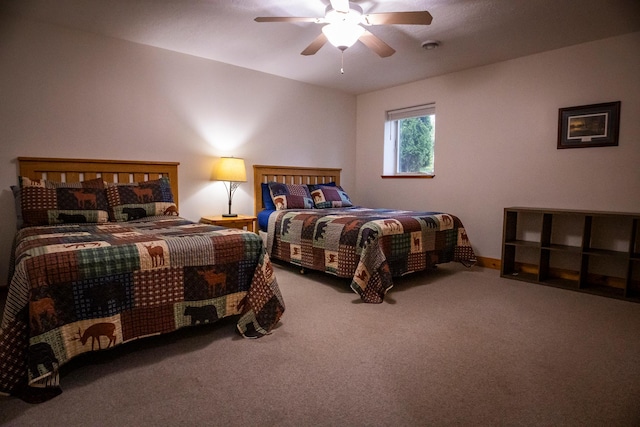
(355, 32), (640, 261)
(0, 18), (357, 285)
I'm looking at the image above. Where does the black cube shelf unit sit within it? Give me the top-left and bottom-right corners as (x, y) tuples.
(501, 207), (640, 302)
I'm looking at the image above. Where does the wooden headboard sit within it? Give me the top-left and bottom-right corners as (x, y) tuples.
(253, 165), (342, 215)
(18, 157), (180, 207)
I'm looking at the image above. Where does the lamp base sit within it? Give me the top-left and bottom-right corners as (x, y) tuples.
(222, 213), (238, 217)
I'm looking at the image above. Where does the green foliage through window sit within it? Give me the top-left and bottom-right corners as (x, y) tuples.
(384, 103), (436, 176)
(398, 115), (435, 174)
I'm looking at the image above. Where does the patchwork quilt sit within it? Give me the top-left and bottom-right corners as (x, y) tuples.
(266, 208), (475, 303)
(0, 217), (284, 402)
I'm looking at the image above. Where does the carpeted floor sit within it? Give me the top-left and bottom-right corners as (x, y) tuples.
(1, 262), (639, 426)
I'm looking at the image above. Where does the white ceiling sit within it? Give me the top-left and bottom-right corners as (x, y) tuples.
(2, 0), (640, 95)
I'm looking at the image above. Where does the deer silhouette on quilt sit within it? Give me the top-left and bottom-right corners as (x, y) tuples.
(144, 244), (165, 267)
(132, 187), (154, 203)
(71, 323), (116, 351)
(440, 215), (453, 227)
(413, 235), (421, 251)
(197, 269), (227, 296)
(71, 190), (97, 209)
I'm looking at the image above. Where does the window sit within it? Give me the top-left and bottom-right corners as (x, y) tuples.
(384, 103), (435, 176)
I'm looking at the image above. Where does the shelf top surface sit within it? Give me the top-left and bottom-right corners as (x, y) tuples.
(505, 207), (640, 217)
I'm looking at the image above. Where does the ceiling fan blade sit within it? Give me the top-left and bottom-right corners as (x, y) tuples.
(301, 33), (328, 55)
(358, 30), (395, 58)
(330, 0), (350, 13)
(362, 11), (433, 26)
(255, 17), (321, 23)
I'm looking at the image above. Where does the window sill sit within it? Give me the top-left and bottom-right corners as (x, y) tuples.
(381, 174), (435, 179)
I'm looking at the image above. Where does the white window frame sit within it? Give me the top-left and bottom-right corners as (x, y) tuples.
(383, 103), (436, 177)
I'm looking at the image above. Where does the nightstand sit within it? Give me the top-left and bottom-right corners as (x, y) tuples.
(200, 214), (257, 232)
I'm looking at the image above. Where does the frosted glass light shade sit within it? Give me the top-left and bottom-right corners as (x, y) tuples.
(322, 23), (365, 49)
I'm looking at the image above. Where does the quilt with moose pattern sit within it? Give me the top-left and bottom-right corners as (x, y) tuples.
(0, 217), (284, 402)
(266, 207), (475, 303)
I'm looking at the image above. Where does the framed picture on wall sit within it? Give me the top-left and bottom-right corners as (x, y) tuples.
(557, 101), (620, 149)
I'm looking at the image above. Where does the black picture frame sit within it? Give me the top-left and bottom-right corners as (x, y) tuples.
(557, 101), (620, 149)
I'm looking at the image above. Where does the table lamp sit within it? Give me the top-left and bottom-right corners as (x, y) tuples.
(213, 157), (247, 217)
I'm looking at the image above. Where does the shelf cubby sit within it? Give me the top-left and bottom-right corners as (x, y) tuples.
(501, 207), (640, 303)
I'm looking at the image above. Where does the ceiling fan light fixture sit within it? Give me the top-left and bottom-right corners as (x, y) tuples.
(322, 22), (365, 50)
(255, 3), (432, 58)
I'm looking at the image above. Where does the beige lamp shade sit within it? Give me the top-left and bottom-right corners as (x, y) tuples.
(213, 157), (246, 217)
(213, 157), (247, 182)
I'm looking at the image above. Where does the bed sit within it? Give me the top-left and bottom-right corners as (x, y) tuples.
(253, 165), (475, 304)
(0, 157), (284, 402)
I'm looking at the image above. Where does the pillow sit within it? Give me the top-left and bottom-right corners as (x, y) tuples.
(261, 183), (276, 210)
(309, 184), (353, 209)
(18, 177), (109, 226)
(267, 182), (313, 210)
(106, 177), (177, 221)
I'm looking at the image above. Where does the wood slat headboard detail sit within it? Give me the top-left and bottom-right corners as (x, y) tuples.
(18, 157), (180, 207)
(253, 165), (342, 215)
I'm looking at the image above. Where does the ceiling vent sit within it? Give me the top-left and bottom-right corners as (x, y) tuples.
(421, 40), (440, 50)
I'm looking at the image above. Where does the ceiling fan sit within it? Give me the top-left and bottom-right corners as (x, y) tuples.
(254, 0), (433, 58)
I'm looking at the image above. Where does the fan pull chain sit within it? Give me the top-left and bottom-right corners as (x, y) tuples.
(341, 50), (345, 74)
